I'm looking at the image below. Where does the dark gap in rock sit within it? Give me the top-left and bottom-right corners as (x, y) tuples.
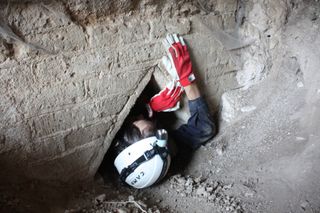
(3, 41), (14, 58)
(97, 76), (184, 186)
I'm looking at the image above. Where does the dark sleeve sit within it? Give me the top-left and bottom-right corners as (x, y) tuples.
(171, 96), (216, 149)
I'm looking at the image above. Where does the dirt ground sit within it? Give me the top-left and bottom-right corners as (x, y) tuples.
(1, 1), (320, 213)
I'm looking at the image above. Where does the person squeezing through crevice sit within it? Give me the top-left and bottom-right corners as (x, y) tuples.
(113, 34), (216, 189)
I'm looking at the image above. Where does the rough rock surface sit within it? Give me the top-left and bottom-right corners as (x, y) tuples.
(0, 0), (246, 183)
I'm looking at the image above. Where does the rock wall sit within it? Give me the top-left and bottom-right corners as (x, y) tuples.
(0, 0), (290, 184)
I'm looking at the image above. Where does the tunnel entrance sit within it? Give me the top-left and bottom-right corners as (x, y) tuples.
(97, 75), (185, 185)
(92, 75), (192, 212)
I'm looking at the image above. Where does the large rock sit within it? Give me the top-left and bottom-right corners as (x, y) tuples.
(0, 0), (289, 184)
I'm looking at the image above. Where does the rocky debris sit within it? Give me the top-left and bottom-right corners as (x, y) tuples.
(169, 174), (243, 212)
(74, 195), (167, 213)
(94, 194), (106, 204)
(300, 200), (310, 211)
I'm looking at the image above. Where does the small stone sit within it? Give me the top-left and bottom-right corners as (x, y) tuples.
(185, 178), (193, 186)
(185, 185), (193, 194)
(194, 176), (202, 183)
(206, 187), (214, 193)
(177, 178), (186, 185)
(223, 184), (233, 190)
(216, 147), (223, 156)
(208, 195), (215, 201)
(301, 200), (309, 210)
(245, 192), (254, 197)
(116, 208), (127, 213)
(180, 4), (190, 14)
(296, 136), (306, 141)
(128, 195), (134, 201)
(225, 199), (230, 205)
(95, 194), (106, 203)
(297, 81), (304, 88)
(196, 186), (209, 197)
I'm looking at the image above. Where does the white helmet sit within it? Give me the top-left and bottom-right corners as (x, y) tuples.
(114, 129), (171, 189)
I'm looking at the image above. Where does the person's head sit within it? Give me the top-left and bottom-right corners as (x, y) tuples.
(113, 127), (171, 188)
(114, 115), (157, 154)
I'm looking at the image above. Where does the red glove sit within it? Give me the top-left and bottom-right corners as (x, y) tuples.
(162, 34), (195, 87)
(149, 81), (183, 112)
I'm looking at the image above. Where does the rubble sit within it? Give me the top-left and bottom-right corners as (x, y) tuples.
(168, 174), (243, 212)
(78, 195), (167, 213)
(94, 194), (106, 204)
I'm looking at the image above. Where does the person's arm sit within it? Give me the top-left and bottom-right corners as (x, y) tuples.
(184, 83), (201, 100)
(163, 34), (216, 149)
(173, 83), (216, 149)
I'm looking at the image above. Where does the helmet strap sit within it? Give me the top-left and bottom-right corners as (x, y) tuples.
(119, 144), (169, 183)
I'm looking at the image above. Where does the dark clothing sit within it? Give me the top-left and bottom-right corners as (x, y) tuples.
(172, 96), (216, 149)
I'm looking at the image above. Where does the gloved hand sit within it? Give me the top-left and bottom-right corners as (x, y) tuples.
(149, 81), (183, 112)
(162, 34), (195, 87)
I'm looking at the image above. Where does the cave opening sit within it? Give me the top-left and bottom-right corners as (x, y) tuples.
(97, 76), (186, 188)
